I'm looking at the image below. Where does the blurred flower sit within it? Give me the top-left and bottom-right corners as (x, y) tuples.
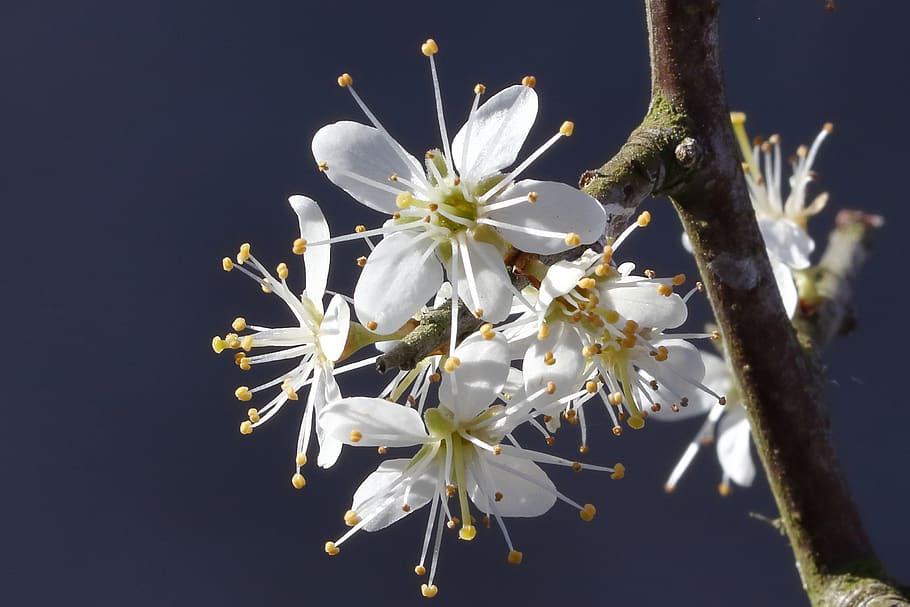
(309, 39), (605, 354)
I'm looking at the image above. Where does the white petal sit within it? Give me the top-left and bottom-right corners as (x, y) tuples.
(488, 180), (606, 253)
(468, 450), (556, 517)
(319, 398), (428, 447)
(289, 195), (331, 306)
(716, 409), (755, 487)
(450, 237), (513, 323)
(312, 121), (424, 214)
(354, 231), (443, 334)
(635, 339), (708, 417)
(537, 250), (600, 311)
(310, 371), (343, 468)
(320, 294), (351, 361)
(452, 85), (537, 181)
(599, 279), (688, 329)
(523, 323), (584, 399)
(758, 216), (814, 270)
(439, 333), (509, 422)
(770, 255), (799, 319)
(352, 459), (436, 532)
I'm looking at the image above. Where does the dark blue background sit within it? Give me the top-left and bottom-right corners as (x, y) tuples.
(3, 2), (907, 605)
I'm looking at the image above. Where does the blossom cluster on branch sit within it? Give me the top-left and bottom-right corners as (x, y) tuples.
(210, 39), (830, 598)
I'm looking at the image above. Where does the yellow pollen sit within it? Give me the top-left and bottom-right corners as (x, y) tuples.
(823, 122), (834, 133)
(474, 83), (486, 94)
(611, 463), (626, 480)
(443, 357), (461, 373)
(473, 307), (484, 318)
(604, 310), (619, 324)
(212, 336), (227, 353)
(578, 277), (596, 290)
(657, 283), (673, 297)
(366, 321), (378, 331)
(224, 333), (240, 349)
(579, 445), (589, 454)
(459, 525), (476, 541)
(317, 161), (328, 172)
(636, 211), (652, 227)
(446, 519), (457, 529)
(336, 73), (353, 87)
(546, 381), (556, 394)
(260, 282), (271, 294)
(388, 172), (398, 182)
(291, 473), (306, 489)
(628, 416), (645, 430)
(378, 446), (388, 454)
(324, 541), (340, 555)
(222, 257), (234, 271)
(281, 380), (299, 401)
(235, 386), (252, 402)
(445, 484), (456, 498)
(402, 504), (411, 512)
(349, 429), (363, 443)
(414, 564), (427, 576)
(527, 191), (538, 203)
(602, 246), (614, 263)
(672, 273), (686, 286)
(521, 75), (536, 87)
(607, 391), (622, 406)
(545, 436), (555, 446)
(421, 584), (438, 598)
(621, 335), (637, 348)
(612, 426), (623, 437)
(421, 38), (439, 56)
(240, 335), (253, 351)
(644, 269), (655, 279)
(356, 256), (367, 267)
(579, 503), (597, 522)
(237, 243), (251, 264)
(543, 351), (556, 366)
(247, 408), (260, 423)
(718, 483), (732, 497)
(344, 510), (360, 526)
(292, 238), (306, 255)
(572, 462), (582, 472)
(396, 192), (413, 208)
(624, 320), (640, 334)
(231, 317), (247, 332)
(239, 357), (251, 371)
(296, 453), (308, 467)
(276, 262), (289, 280)
(594, 263), (609, 277)
(239, 420), (253, 435)
(508, 550), (523, 564)
(564, 232), (581, 246)
(537, 323), (550, 340)
(711, 330), (720, 340)
(479, 323), (495, 340)
(559, 120), (574, 136)
(492, 445), (502, 455)
(585, 381), (598, 394)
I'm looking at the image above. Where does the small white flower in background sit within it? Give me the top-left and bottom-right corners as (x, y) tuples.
(732, 112), (832, 316)
(212, 196), (377, 482)
(308, 38), (606, 355)
(318, 332), (620, 598)
(496, 211), (724, 448)
(653, 350), (755, 495)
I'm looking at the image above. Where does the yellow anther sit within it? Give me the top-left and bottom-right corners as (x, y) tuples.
(446, 519), (458, 529)
(239, 420), (253, 435)
(224, 333), (241, 349)
(377, 446), (388, 454)
(621, 335), (637, 348)
(247, 408), (260, 423)
(492, 491), (504, 503)
(349, 429), (363, 443)
(636, 211), (652, 227)
(281, 380), (299, 401)
(474, 83), (486, 94)
(402, 504), (411, 512)
(604, 310), (619, 324)
(651, 403), (662, 412)
(388, 172), (398, 182)
(546, 381), (556, 395)
(612, 426), (623, 437)
(239, 357), (251, 371)
(718, 483), (732, 497)
(628, 416), (645, 430)
(711, 330), (720, 341)
(730, 111), (747, 125)
(421, 38), (439, 56)
(443, 357), (461, 373)
(317, 161), (328, 172)
(579, 445), (590, 454)
(537, 323), (550, 340)
(607, 391), (623, 406)
(657, 283), (673, 297)
(260, 282), (272, 294)
(337, 73), (353, 87)
(414, 564), (427, 576)
(354, 224), (366, 233)
(644, 269), (656, 279)
(559, 120), (574, 136)
(240, 335), (254, 352)
(344, 510), (360, 526)
(473, 307), (484, 318)
(458, 525), (476, 541)
(545, 436), (555, 445)
(356, 256), (367, 268)
(823, 122), (834, 133)
(594, 263), (609, 277)
(421, 584), (438, 598)
(396, 192), (413, 208)
(527, 191), (538, 203)
(212, 336), (227, 353)
(366, 320), (378, 331)
(611, 463), (626, 480)
(768, 134), (781, 145)
(292, 238), (306, 255)
(579, 503), (597, 522)
(585, 381), (598, 394)
(222, 257), (234, 271)
(479, 323), (495, 340)
(508, 550), (523, 564)
(235, 386), (252, 402)
(291, 473), (306, 489)
(429, 373), (441, 383)
(324, 541), (340, 555)
(295, 453), (308, 467)
(277, 262), (289, 280)
(237, 243), (251, 264)
(672, 273), (686, 286)
(572, 462), (582, 472)
(578, 277), (596, 290)
(564, 232), (581, 246)
(543, 351), (555, 366)
(445, 484), (456, 498)
(521, 75), (536, 88)
(231, 317), (247, 332)
(492, 445), (502, 455)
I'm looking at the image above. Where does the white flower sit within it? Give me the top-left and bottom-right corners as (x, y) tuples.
(317, 332), (618, 597)
(653, 350), (755, 495)
(732, 113), (832, 316)
(309, 39), (606, 353)
(213, 196), (371, 481)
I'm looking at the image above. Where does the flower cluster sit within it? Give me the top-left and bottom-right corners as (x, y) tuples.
(211, 39), (726, 597)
